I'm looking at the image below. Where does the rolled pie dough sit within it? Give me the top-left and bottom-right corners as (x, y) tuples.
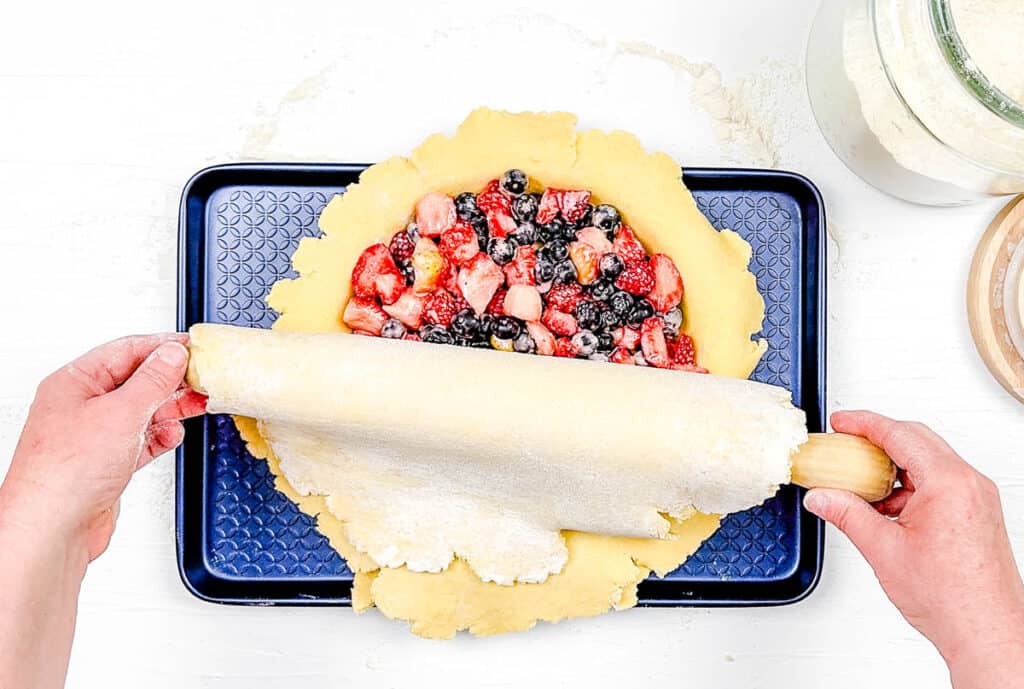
(221, 108), (779, 636)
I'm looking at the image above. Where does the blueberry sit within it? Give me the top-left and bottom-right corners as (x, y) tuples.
(420, 325), (454, 345)
(400, 262), (415, 286)
(599, 253), (624, 280)
(597, 332), (615, 352)
(478, 314), (495, 338)
(534, 257), (556, 283)
(537, 224), (554, 243)
(627, 299), (654, 327)
(488, 237), (516, 265)
(588, 352), (609, 362)
(455, 193), (481, 221)
(493, 316), (522, 340)
(572, 330), (599, 357)
(471, 216), (489, 245)
(542, 218), (570, 242)
(590, 279), (615, 301)
(501, 169), (528, 196)
(547, 239), (569, 262)
(575, 301), (601, 331)
(406, 222), (421, 241)
(512, 193), (540, 222)
(450, 308), (481, 339)
(663, 307), (683, 337)
(592, 204), (621, 232)
(559, 220), (578, 242)
(381, 318), (406, 339)
(513, 332), (536, 353)
(609, 290), (634, 316)
(599, 307), (622, 330)
(554, 259), (578, 284)
(573, 203), (594, 229)
(512, 221), (538, 246)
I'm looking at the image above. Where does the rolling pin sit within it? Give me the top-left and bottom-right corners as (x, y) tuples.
(186, 323), (897, 537)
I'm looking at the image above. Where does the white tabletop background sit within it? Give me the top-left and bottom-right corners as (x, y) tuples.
(1, 1), (1021, 687)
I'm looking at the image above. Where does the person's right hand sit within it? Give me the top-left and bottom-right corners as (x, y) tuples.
(804, 411), (1024, 688)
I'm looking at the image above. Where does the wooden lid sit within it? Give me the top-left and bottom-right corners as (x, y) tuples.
(967, 195), (1024, 403)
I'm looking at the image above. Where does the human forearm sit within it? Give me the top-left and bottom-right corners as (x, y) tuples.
(944, 590), (1024, 689)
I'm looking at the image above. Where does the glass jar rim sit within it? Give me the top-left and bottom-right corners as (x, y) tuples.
(929, 0), (1024, 128)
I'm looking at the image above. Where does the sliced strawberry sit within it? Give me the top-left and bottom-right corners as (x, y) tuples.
(674, 363), (710, 374)
(609, 347), (636, 365)
(536, 189), (561, 224)
(476, 179), (511, 215)
(545, 283), (584, 313)
(342, 297), (388, 335)
(423, 289), (457, 327)
(351, 243), (404, 304)
(640, 316), (671, 368)
(458, 254), (504, 315)
(439, 221), (480, 267)
(612, 326), (641, 351)
(526, 321), (556, 356)
(576, 226), (614, 255)
(389, 230), (416, 263)
(411, 237), (446, 294)
(615, 262), (655, 296)
(568, 241), (599, 285)
(487, 286), (508, 315)
(487, 210), (517, 239)
(559, 190), (592, 223)
(503, 284), (542, 322)
(404, 332), (421, 342)
(554, 337), (579, 358)
(613, 225), (647, 267)
(504, 245), (537, 286)
(542, 308), (579, 337)
(415, 192), (456, 237)
(440, 258), (460, 293)
(648, 254), (683, 312)
(382, 288), (425, 330)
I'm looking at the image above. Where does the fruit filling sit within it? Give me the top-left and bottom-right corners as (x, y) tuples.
(343, 170), (707, 371)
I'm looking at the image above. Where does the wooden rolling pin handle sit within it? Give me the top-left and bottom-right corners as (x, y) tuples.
(790, 433), (897, 503)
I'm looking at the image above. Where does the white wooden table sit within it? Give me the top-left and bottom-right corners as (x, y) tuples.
(1, 1), (1020, 687)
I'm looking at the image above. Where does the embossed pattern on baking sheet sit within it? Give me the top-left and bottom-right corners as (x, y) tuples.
(203, 185), (801, 582)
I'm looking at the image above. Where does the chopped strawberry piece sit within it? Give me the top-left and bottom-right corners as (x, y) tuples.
(612, 326), (641, 351)
(503, 284), (542, 321)
(613, 225), (647, 267)
(404, 332), (421, 342)
(542, 308), (579, 337)
(476, 179), (511, 215)
(411, 237), (446, 294)
(554, 337), (579, 358)
(568, 241), (599, 285)
(559, 190), (592, 223)
(351, 243), (404, 304)
(673, 363), (710, 374)
(342, 297), (388, 335)
(576, 226), (614, 255)
(487, 286), (508, 315)
(389, 230), (416, 262)
(545, 283), (584, 313)
(609, 347), (636, 365)
(440, 258), (460, 293)
(439, 221), (480, 267)
(382, 288), (425, 329)
(458, 254), (504, 315)
(536, 189), (561, 224)
(423, 289), (457, 327)
(504, 245), (537, 286)
(640, 317), (671, 368)
(487, 210), (517, 239)
(615, 262), (655, 296)
(648, 254), (684, 312)
(415, 192), (456, 237)
(526, 321), (556, 356)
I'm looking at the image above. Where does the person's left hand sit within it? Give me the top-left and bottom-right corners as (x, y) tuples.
(1, 334), (206, 561)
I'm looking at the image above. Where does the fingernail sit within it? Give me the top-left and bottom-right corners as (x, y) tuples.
(803, 491), (826, 516)
(155, 342), (188, 367)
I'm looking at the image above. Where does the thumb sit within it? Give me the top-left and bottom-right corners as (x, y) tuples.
(804, 488), (895, 562)
(109, 342), (190, 417)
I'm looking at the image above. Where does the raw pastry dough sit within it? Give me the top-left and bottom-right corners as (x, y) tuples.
(227, 108), (772, 636)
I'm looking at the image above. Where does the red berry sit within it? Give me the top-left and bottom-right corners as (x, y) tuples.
(352, 243), (404, 305)
(382, 288), (426, 329)
(505, 245), (538, 286)
(415, 192), (456, 237)
(487, 210), (517, 239)
(554, 337), (579, 358)
(640, 316), (671, 368)
(526, 321), (556, 356)
(612, 326), (641, 351)
(503, 284), (542, 322)
(648, 254), (683, 313)
(609, 347), (636, 365)
(439, 221), (480, 266)
(542, 308), (579, 337)
(576, 226), (614, 255)
(389, 230), (416, 263)
(423, 289), (457, 327)
(613, 225), (646, 267)
(545, 283), (584, 313)
(568, 241), (599, 285)
(487, 287), (508, 315)
(458, 254), (504, 315)
(670, 332), (697, 367)
(404, 332), (422, 342)
(476, 179), (511, 215)
(536, 189), (561, 224)
(342, 297), (388, 335)
(614, 262), (655, 296)
(559, 190), (592, 223)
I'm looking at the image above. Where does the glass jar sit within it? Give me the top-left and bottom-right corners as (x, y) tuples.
(806, 0), (1024, 206)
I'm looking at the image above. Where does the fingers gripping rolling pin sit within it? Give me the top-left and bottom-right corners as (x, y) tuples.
(186, 324), (895, 540)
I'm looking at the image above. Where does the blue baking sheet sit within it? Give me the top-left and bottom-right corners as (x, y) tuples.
(177, 163), (826, 606)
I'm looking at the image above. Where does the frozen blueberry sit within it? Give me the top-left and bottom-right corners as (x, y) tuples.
(501, 169), (528, 196)
(553, 259), (578, 284)
(450, 308), (481, 340)
(488, 237), (516, 265)
(420, 325), (454, 345)
(400, 262), (415, 286)
(590, 279), (615, 302)
(542, 218), (570, 243)
(572, 330), (599, 357)
(599, 253), (625, 280)
(547, 239), (569, 262)
(663, 307), (683, 337)
(599, 307), (622, 330)
(534, 257), (556, 283)
(597, 332), (615, 352)
(609, 290), (634, 316)
(381, 318), (406, 339)
(512, 221), (538, 246)
(592, 204), (621, 233)
(575, 301), (601, 331)
(405, 221), (421, 241)
(513, 332), (536, 354)
(493, 316), (522, 340)
(627, 299), (655, 327)
(454, 193), (481, 221)
(512, 193), (540, 222)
